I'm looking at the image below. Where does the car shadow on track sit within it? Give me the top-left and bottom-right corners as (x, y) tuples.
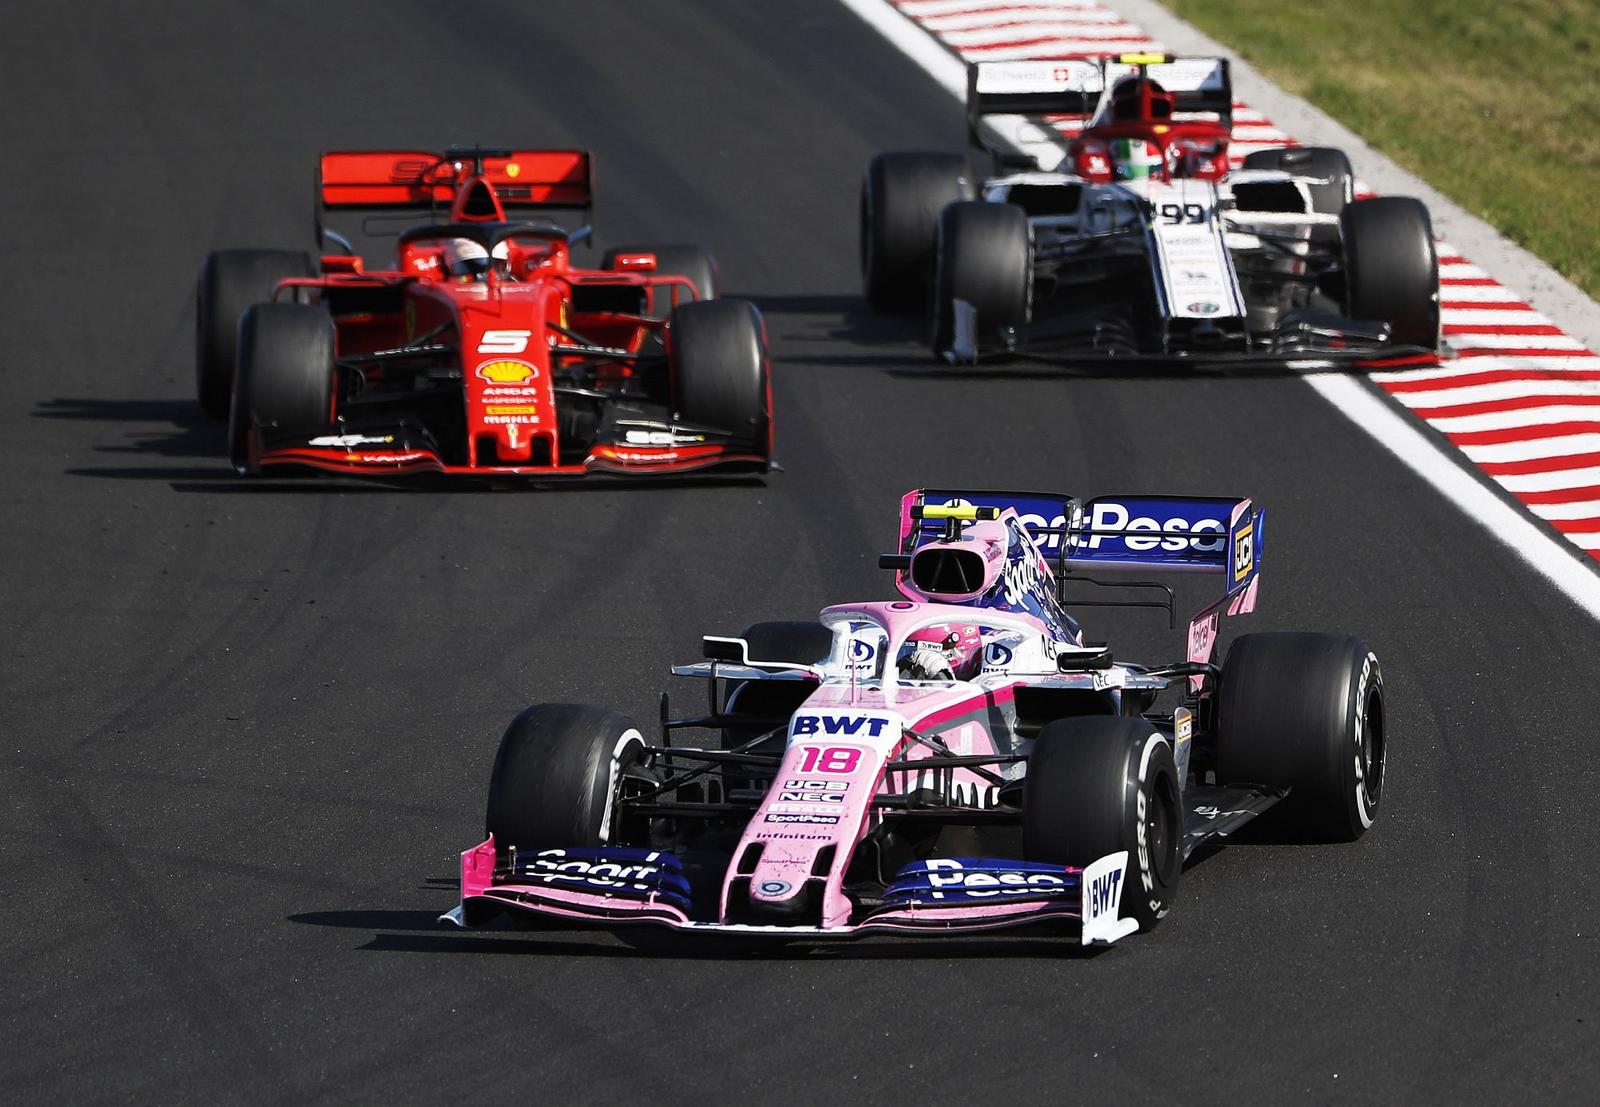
(289, 906), (1112, 961)
(1181, 804), (1348, 876)
(36, 396), (226, 462)
(746, 292), (1445, 380)
(42, 396), (773, 492)
(151, 474), (773, 495)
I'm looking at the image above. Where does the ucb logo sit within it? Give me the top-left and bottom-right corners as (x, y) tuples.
(792, 714), (890, 738)
(1087, 867), (1123, 918)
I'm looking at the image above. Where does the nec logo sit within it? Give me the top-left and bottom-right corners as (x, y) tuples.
(1087, 867), (1123, 919)
(791, 715), (890, 738)
(778, 790), (846, 803)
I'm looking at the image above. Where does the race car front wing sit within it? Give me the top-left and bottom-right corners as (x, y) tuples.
(439, 838), (1140, 945)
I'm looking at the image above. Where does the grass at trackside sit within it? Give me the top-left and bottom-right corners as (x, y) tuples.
(1163, 0), (1600, 299)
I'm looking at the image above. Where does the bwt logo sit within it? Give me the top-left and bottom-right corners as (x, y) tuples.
(1078, 503), (1224, 553)
(792, 714), (890, 738)
(1087, 867), (1123, 918)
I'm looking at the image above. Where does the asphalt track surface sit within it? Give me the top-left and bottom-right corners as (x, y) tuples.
(3, 1), (1596, 1101)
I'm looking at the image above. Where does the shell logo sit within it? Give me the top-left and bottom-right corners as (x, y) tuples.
(476, 359), (538, 384)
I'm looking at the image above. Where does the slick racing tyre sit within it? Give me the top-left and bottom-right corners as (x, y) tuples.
(929, 201), (1031, 359)
(603, 243), (718, 315)
(1023, 716), (1181, 931)
(737, 620), (833, 666)
(722, 620), (831, 750)
(1241, 146), (1353, 217)
(1340, 196), (1440, 350)
(668, 298), (771, 455)
(860, 151), (975, 311)
(196, 249), (313, 420)
(1215, 632), (1386, 842)
(228, 302), (334, 473)
(484, 704), (651, 852)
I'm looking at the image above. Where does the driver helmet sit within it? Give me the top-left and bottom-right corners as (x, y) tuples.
(443, 237), (493, 281)
(897, 623), (983, 682)
(1111, 136), (1164, 181)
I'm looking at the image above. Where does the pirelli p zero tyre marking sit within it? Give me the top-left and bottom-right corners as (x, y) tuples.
(597, 728), (646, 845)
(1353, 651), (1385, 830)
(1133, 731), (1179, 918)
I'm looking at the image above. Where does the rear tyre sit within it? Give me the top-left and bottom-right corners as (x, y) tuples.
(484, 704), (649, 851)
(723, 621), (829, 750)
(736, 620), (833, 665)
(1241, 146), (1353, 216)
(668, 298), (770, 455)
(930, 201), (1031, 358)
(603, 243), (718, 314)
(860, 152), (975, 311)
(229, 302), (334, 473)
(1215, 632), (1386, 841)
(1023, 716), (1181, 930)
(196, 249), (313, 420)
(1340, 196), (1439, 349)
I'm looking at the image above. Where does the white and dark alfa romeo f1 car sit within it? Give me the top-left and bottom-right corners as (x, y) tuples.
(443, 489), (1386, 945)
(860, 55), (1441, 365)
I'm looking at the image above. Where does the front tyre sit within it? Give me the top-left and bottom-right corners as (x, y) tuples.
(1216, 632), (1386, 841)
(484, 703), (650, 852)
(229, 302), (334, 473)
(668, 298), (771, 456)
(929, 201), (1031, 359)
(1024, 716), (1182, 930)
(1340, 196), (1439, 350)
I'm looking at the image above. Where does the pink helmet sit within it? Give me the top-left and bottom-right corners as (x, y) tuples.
(901, 623), (984, 681)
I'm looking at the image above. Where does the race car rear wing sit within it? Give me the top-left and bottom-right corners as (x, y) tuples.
(314, 146), (593, 251)
(317, 147), (592, 209)
(967, 55), (1233, 160)
(896, 488), (1263, 646)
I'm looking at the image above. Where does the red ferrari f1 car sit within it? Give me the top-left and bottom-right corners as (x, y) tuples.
(196, 146), (772, 477)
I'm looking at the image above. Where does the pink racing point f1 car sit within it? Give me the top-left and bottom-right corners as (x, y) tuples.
(443, 489), (1386, 945)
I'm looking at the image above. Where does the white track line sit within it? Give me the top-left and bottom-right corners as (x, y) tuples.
(835, 0), (1600, 618)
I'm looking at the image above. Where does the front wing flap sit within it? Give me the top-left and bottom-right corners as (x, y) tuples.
(251, 422), (770, 477)
(939, 300), (1439, 369)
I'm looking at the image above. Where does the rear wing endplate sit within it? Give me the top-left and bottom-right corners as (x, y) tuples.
(967, 55), (1233, 159)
